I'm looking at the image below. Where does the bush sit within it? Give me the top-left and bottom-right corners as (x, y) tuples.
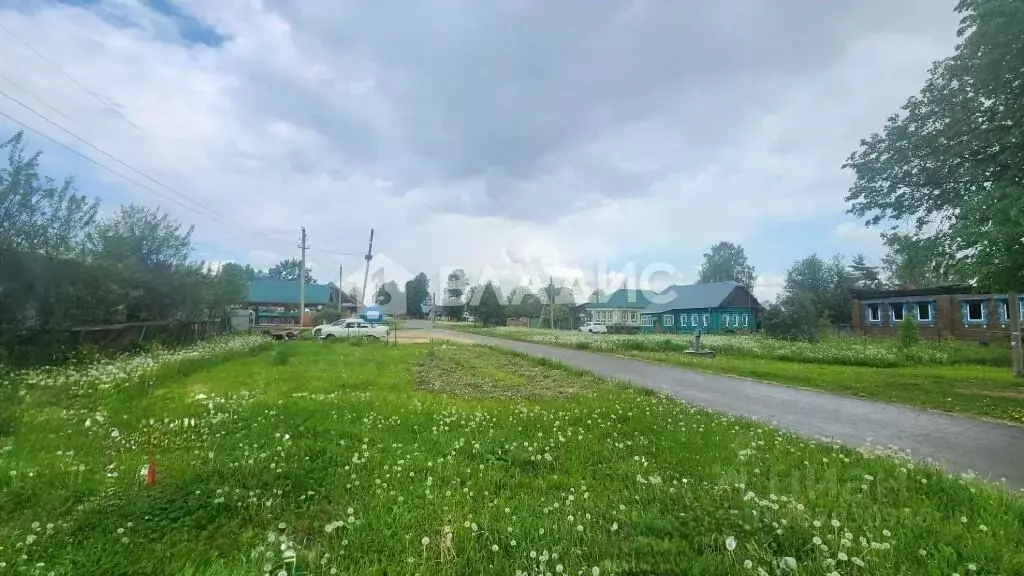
(312, 309), (346, 326)
(899, 316), (921, 349)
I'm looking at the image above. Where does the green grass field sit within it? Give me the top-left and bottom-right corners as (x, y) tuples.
(449, 326), (1024, 425)
(2, 337), (1023, 575)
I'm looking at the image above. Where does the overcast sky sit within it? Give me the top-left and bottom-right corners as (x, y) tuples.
(0, 0), (960, 301)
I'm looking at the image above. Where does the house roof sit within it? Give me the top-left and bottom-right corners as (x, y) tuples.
(246, 279), (333, 305)
(584, 288), (663, 309)
(852, 283), (977, 300)
(642, 281), (758, 314)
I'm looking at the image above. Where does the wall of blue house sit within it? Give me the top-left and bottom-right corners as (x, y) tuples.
(639, 307), (755, 334)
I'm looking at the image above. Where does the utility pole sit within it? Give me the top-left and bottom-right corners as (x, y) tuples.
(1010, 293), (1023, 378)
(360, 228), (374, 316)
(298, 227), (308, 327)
(549, 276), (555, 330)
(338, 264), (343, 313)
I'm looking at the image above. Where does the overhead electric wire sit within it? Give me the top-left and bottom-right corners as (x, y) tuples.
(0, 25), (360, 257)
(0, 19), (147, 133)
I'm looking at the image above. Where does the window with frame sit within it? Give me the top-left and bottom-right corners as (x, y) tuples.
(891, 303), (905, 322)
(691, 313), (699, 326)
(641, 315), (653, 326)
(998, 299), (1009, 322)
(917, 302), (932, 322)
(702, 314), (710, 327)
(733, 314), (740, 327)
(866, 303), (881, 322)
(966, 300), (985, 322)
(722, 314), (730, 328)
(741, 314), (749, 327)
(680, 314), (687, 326)
(663, 314), (674, 326)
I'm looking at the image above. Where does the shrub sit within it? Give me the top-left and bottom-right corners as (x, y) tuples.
(899, 316), (921, 349)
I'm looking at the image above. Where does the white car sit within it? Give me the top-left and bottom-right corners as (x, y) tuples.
(313, 318), (390, 340)
(579, 321), (607, 334)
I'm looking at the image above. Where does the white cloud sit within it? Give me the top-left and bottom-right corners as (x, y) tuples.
(754, 275), (785, 304)
(834, 222), (885, 256)
(0, 0), (959, 297)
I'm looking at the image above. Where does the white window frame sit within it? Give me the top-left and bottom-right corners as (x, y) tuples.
(641, 315), (653, 327)
(916, 302), (932, 322)
(663, 314), (674, 326)
(866, 303), (881, 323)
(965, 300), (985, 322)
(680, 314), (687, 327)
(702, 314), (710, 327)
(891, 303), (905, 322)
(691, 313), (699, 326)
(741, 314), (749, 327)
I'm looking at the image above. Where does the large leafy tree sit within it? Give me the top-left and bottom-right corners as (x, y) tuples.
(268, 258), (315, 283)
(473, 282), (506, 327)
(697, 241), (756, 290)
(763, 254), (855, 340)
(881, 233), (969, 288)
(444, 269), (469, 318)
(1, 131), (99, 256)
(404, 272), (430, 318)
(89, 204), (193, 267)
(843, 0), (1024, 291)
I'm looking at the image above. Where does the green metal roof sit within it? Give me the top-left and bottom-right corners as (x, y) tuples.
(642, 281), (749, 314)
(246, 279), (332, 305)
(584, 288), (662, 309)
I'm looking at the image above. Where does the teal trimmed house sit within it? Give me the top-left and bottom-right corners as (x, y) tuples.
(640, 281), (762, 334)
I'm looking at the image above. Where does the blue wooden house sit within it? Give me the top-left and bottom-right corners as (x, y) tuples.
(639, 281), (762, 334)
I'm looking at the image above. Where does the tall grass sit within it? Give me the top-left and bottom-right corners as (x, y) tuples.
(465, 328), (1011, 368)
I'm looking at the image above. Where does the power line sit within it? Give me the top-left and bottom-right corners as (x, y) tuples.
(0, 72), (77, 126)
(0, 88), (309, 248)
(0, 19), (147, 133)
(1, 106), (356, 258)
(1, 87), (228, 220)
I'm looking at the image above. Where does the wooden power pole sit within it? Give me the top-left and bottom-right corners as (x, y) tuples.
(1010, 293), (1023, 378)
(360, 229), (374, 315)
(342, 264), (350, 311)
(549, 276), (555, 330)
(298, 226), (308, 327)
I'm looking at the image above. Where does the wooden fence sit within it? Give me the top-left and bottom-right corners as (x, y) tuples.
(1, 319), (228, 368)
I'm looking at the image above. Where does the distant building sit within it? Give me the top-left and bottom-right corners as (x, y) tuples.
(577, 288), (661, 328)
(639, 281), (761, 334)
(852, 284), (1023, 342)
(245, 279), (355, 326)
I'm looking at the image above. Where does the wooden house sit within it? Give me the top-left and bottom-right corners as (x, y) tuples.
(578, 288), (660, 328)
(851, 285), (1023, 342)
(639, 281), (762, 334)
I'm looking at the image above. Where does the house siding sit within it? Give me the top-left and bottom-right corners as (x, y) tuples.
(640, 307), (755, 334)
(852, 293), (1022, 342)
(588, 308), (643, 326)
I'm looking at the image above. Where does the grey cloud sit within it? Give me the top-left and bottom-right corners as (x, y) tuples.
(227, 0), (957, 220)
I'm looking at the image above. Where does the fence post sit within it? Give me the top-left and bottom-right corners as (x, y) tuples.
(1010, 293), (1023, 378)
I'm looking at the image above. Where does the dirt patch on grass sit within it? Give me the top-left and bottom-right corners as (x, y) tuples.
(413, 344), (600, 399)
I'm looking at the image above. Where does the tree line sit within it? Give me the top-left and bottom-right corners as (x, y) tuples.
(1, 131), (248, 365)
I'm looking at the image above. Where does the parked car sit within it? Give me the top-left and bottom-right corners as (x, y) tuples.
(313, 318), (389, 340)
(579, 321), (607, 334)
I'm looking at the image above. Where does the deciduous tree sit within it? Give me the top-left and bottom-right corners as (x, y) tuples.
(697, 242), (756, 290)
(843, 0), (1024, 291)
(268, 258), (315, 283)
